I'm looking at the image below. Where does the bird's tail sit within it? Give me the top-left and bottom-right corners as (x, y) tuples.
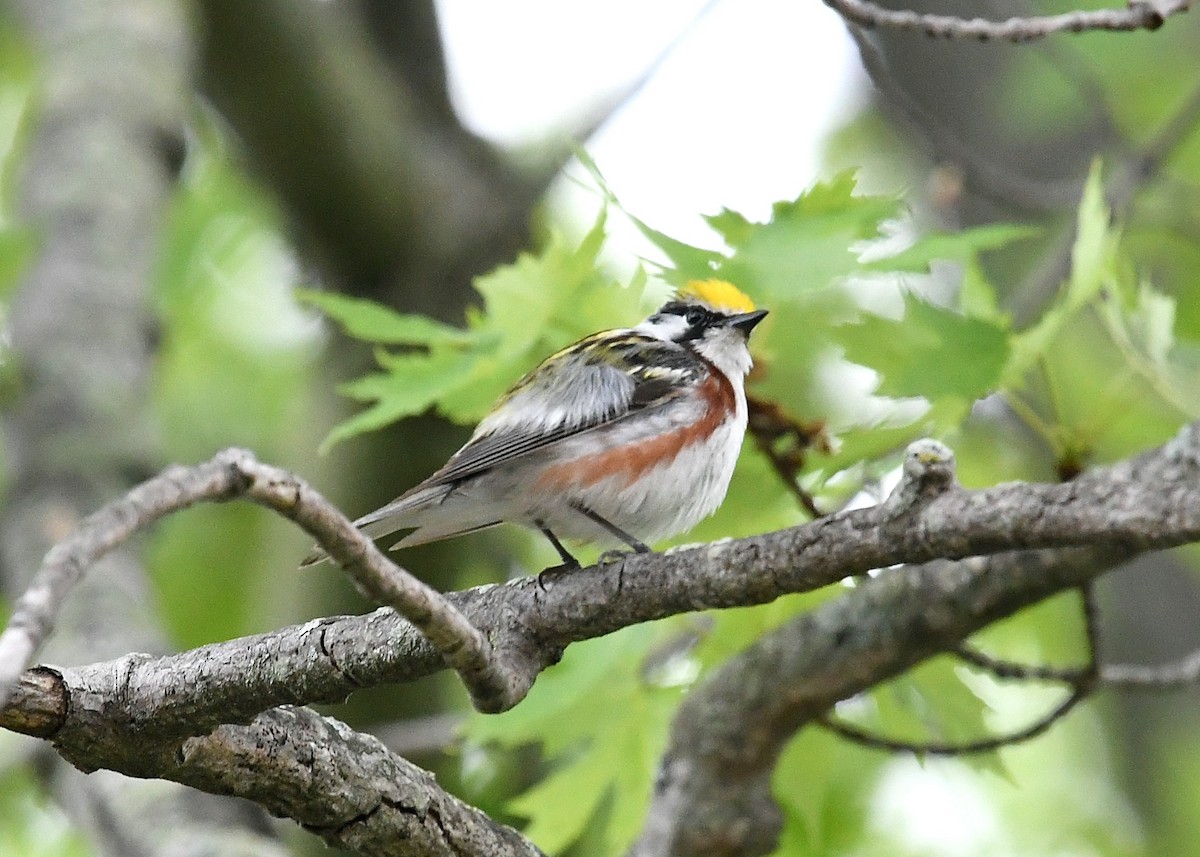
(297, 484), (452, 568)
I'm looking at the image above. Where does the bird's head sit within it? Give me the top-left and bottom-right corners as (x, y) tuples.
(637, 280), (767, 377)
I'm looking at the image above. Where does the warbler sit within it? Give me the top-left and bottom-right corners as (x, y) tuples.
(304, 280), (766, 572)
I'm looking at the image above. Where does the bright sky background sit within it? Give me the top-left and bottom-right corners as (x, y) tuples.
(436, 0), (868, 259)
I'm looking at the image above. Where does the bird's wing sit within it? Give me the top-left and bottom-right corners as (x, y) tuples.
(428, 331), (705, 486)
(303, 333), (706, 562)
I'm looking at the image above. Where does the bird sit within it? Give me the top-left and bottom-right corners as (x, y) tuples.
(303, 279), (767, 573)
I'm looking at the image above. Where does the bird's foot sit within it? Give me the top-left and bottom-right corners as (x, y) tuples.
(537, 558), (581, 591)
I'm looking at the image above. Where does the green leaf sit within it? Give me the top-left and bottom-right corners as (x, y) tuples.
(438, 214), (647, 424)
(298, 289), (472, 345)
(711, 171), (902, 299)
(770, 727), (882, 856)
(869, 223), (1037, 274)
(1006, 161), (1117, 386)
(593, 170), (1027, 501)
(1067, 160), (1116, 310)
(314, 211), (649, 447)
(320, 348), (479, 452)
(634, 213), (726, 283)
(507, 742), (615, 854)
(998, 162), (1199, 463)
(0, 226), (34, 299)
(574, 149), (722, 281)
(958, 257), (1006, 324)
(836, 292), (1011, 401)
(464, 624), (681, 854)
(1132, 284), (1176, 366)
(0, 764), (92, 857)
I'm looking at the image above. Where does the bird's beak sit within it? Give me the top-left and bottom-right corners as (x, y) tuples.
(726, 309), (768, 335)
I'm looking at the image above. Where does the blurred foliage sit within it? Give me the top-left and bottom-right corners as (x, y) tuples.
(0, 742), (91, 857)
(0, 17), (34, 482)
(1, 3), (1199, 856)
(147, 124), (325, 648)
(0, 19), (33, 302)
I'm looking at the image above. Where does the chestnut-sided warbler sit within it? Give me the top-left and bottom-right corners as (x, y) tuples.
(305, 280), (766, 571)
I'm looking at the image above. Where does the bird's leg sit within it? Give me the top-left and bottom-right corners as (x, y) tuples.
(569, 502), (652, 554)
(536, 522), (580, 590)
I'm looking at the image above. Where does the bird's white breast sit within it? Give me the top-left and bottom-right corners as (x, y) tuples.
(526, 381), (748, 544)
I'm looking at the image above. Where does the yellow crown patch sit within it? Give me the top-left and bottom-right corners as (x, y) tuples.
(678, 279), (756, 314)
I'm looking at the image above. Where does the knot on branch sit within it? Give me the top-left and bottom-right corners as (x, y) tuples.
(1126, 0), (1167, 29)
(213, 446), (259, 495)
(883, 439), (957, 519)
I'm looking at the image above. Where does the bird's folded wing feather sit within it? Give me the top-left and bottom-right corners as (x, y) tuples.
(301, 334), (705, 565)
(426, 332), (705, 486)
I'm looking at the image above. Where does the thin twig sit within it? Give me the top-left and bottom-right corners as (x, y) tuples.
(953, 644), (1086, 683)
(821, 581), (1103, 756)
(823, 0), (1190, 42)
(817, 686), (1090, 755)
(0, 458), (239, 709)
(1102, 650), (1200, 687)
(1079, 582), (1102, 677)
(954, 583), (1102, 683)
(746, 395), (830, 518)
(957, 584), (1200, 689)
(0, 448), (523, 713)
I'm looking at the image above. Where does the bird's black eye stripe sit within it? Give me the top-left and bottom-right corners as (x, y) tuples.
(657, 301), (714, 327)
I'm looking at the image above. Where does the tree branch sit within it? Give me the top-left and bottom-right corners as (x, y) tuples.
(49, 699), (542, 856)
(823, 0), (1190, 41)
(0, 448), (526, 714)
(179, 706), (543, 856)
(816, 686), (1090, 754)
(818, 583), (1102, 755)
(4, 426), (1200, 854)
(1102, 650), (1200, 686)
(0, 423), (1195, 743)
(630, 545), (1127, 857)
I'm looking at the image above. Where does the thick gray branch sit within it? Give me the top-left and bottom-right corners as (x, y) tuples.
(49, 700), (541, 857)
(180, 707), (541, 856)
(3, 422), (1200, 759)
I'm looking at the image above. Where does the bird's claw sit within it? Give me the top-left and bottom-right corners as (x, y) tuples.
(537, 559), (581, 591)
